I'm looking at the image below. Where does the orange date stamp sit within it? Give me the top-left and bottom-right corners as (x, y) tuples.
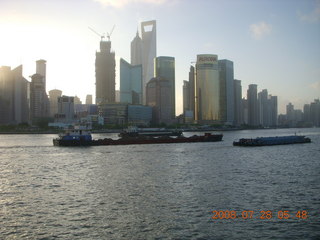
(211, 210), (308, 220)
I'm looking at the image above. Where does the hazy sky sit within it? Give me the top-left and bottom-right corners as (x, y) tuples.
(0, 0), (319, 114)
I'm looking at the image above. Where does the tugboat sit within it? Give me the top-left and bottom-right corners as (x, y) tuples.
(233, 135), (311, 147)
(53, 123), (92, 146)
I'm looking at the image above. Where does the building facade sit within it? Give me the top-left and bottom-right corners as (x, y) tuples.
(0, 65), (29, 124)
(120, 58), (142, 105)
(130, 31), (142, 65)
(146, 77), (172, 125)
(219, 59), (234, 125)
(30, 73), (49, 123)
(49, 89), (62, 117)
(95, 38), (115, 104)
(233, 79), (242, 126)
(154, 56), (175, 118)
(141, 20), (157, 104)
(36, 59), (46, 91)
(195, 54), (220, 123)
(247, 84), (258, 126)
(55, 96), (75, 123)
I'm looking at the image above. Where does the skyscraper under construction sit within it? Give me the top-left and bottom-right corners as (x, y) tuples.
(95, 38), (115, 104)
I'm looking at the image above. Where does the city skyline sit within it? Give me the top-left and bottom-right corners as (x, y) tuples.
(0, 0), (319, 114)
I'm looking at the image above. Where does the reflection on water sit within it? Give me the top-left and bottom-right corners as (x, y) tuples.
(0, 128), (319, 239)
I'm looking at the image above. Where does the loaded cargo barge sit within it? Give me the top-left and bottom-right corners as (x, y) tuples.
(233, 135), (311, 147)
(53, 125), (222, 146)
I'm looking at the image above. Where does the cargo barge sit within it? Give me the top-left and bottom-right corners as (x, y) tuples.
(53, 125), (222, 146)
(233, 135), (311, 147)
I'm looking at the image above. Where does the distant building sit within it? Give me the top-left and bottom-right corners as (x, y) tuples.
(242, 98), (248, 125)
(247, 84), (258, 126)
(131, 30), (142, 65)
(233, 79), (242, 126)
(258, 89), (269, 126)
(195, 54), (220, 124)
(55, 96), (75, 123)
(99, 102), (128, 125)
(74, 96), (82, 105)
(146, 77), (172, 125)
(49, 89), (62, 117)
(95, 37), (115, 104)
(120, 58), (142, 104)
(310, 99), (320, 127)
(128, 105), (152, 126)
(36, 59), (46, 91)
(85, 94), (92, 105)
(30, 73), (49, 123)
(183, 80), (190, 113)
(219, 59), (234, 125)
(0, 65), (29, 124)
(154, 56), (175, 118)
(141, 20), (157, 104)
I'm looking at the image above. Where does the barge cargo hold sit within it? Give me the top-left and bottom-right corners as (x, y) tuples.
(233, 135), (311, 147)
(53, 131), (223, 147)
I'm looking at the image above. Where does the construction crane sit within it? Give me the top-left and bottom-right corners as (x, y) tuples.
(106, 25), (115, 41)
(88, 25), (115, 42)
(88, 27), (105, 41)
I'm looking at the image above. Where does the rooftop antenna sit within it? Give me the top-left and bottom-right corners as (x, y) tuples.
(88, 27), (105, 41)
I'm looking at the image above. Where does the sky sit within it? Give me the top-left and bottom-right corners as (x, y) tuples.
(0, 0), (319, 115)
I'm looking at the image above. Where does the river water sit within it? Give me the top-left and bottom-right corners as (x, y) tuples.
(0, 128), (319, 239)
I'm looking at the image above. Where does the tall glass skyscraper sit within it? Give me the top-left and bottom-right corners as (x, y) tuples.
(95, 39), (115, 105)
(141, 20), (156, 104)
(120, 58), (142, 105)
(154, 56), (175, 118)
(247, 84), (258, 126)
(219, 59), (234, 125)
(195, 54), (220, 123)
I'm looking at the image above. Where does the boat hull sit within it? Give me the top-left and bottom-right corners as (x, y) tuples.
(233, 135), (311, 147)
(53, 133), (223, 147)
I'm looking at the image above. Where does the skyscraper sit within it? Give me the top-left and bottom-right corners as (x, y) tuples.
(0, 65), (29, 124)
(141, 20), (157, 104)
(183, 80), (190, 113)
(189, 66), (195, 118)
(95, 38), (115, 104)
(120, 58), (142, 104)
(36, 59), (46, 91)
(146, 77), (172, 124)
(131, 30), (142, 65)
(233, 79), (242, 126)
(219, 59), (234, 124)
(258, 89), (268, 126)
(247, 84), (258, 126)
(49, 89), (62, 117)
(30, 73), (49, 123)
(85, 94), (93, 105)
(195, 54), (220, 123)
(154, 56), (175, 118)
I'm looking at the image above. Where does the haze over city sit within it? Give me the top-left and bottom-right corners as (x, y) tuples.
(0, 0), (319, 114)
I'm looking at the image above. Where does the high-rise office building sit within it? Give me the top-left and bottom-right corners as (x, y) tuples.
(141, 20), (157, 104)
(189, 66), (195, 117)
(269, 95), (278, 126)
(183, 80), (190, 113)
(195, 54), (220, 123)
(146, 76), (172, 124)
(0, 65), (29, 124)
(85, 94), (93, 105)
(95, 37), (115, 104)
(36, 59), (46, 91)
(55, 96), (75, 123)
(219, 59), (234, 124)
(258, 89), (268, 126)
(233, 79), (242, 126)
(247, 84), (258, 126)
(131, 30), (142, 65)
(49, 89), (62, 117)
(30, 73), (49, 123)
(120, 58), (142, 104)
(154, 56), (175, 118)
